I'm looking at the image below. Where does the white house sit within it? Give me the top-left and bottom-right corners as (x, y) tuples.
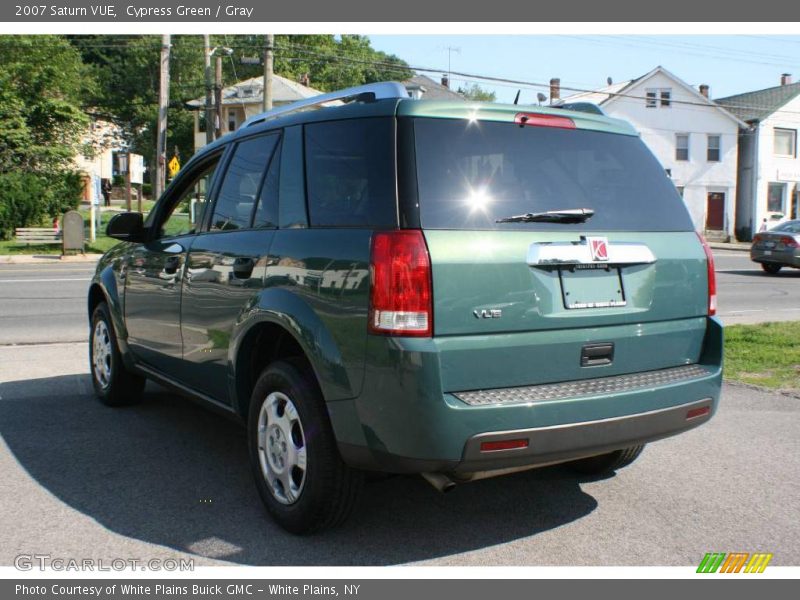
(186, 75), (326, 152)
(716, 75), (800, 239)
(73, 117), (125, 203)
(560, 66), (746, 240)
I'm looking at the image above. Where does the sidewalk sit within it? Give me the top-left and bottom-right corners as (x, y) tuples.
(0, 253), (102, 264)
(708, 241), (751, 252)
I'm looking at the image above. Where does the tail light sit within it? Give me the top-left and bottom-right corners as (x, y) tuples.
(752, 234), (763, 244)
(369, 230), (433, 337)
(779, 236), (799, 248)
(696, 232), (717, 316)
(515, 113), (576, 129)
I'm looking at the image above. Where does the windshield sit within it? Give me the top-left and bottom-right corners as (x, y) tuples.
(412, 118), (694, 232)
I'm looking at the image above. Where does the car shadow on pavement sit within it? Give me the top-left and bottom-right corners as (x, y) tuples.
(0, 374), (599, 566)
(720, 269), (800, 277)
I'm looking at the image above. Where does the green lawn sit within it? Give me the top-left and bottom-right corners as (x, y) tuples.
(724, 321), (800, 391)
(1, 203), (156, 256)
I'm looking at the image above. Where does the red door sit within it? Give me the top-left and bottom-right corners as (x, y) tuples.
(706, 192), (725, 230)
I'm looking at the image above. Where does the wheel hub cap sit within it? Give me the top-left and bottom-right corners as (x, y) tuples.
(92, 321), (112, 389)
(257, 392), (307, 505)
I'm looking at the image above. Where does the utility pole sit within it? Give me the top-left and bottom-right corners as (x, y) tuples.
(154, 34), (171, 201)
(262, 34), (274, 112)
(125, 160), (132, 212)
(214, 55), (223, 140)
(203, 34), (214, 145)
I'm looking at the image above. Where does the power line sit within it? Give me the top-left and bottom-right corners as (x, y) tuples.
(273, 41), (800, 119)
(7, 35), (800, 121)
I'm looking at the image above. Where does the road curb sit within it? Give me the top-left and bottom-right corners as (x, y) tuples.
(709, 243), (750, 253)
(0, 254), (102, 265)
(725, 379), (800, 400)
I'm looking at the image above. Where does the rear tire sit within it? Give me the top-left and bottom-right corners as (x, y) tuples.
(247, 359), (363, 534)
(761, 263), (782, 274)
(90, 302), (145, 406)
(566, 445), (645, 475)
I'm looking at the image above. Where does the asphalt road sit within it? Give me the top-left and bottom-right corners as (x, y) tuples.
(0, 342), (798, 566)
(0, 252), (798, 566)
(0, 262), (94, 345)
(0, 249), (798, 346)
(714, 249), (800, 325)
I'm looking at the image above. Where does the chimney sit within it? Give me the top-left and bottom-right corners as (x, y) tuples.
(699, 84), (709, 98)
(781, 73), (792, 86)
(549, 78), (561, 102)
(441, 74), (449, 89)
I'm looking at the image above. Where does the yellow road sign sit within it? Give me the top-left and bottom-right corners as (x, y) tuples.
(168, 156), (181, 177)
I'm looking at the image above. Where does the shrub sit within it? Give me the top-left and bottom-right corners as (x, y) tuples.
(0, 170), (83, 240)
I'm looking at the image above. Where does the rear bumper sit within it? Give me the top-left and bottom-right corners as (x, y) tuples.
(456, 397), (712, 473)
(331, 317), (723, 474)
(751, 247), (800, 267)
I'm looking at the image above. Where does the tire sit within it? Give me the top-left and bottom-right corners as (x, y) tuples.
(89, 302), (145, 406)
(247, 359), (363, 534)
(761, 263), (782, 274)
(566, 445), (645, 475)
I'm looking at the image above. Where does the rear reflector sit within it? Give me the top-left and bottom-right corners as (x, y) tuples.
(686, 406), (711, 420)
(515, 112), (576, 129)
(369, 230), (433, 337)
(696, 232), (717, 316)
(480, 439), (529, 453)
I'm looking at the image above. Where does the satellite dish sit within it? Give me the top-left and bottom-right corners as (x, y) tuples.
(537, 92), (547, 105)
(607, 77), (613, 85)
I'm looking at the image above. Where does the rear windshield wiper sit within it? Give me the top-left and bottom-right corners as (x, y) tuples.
(495, 208), (595, 224)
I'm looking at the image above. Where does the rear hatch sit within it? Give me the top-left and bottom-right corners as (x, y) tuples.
(402, 108), (711, 392)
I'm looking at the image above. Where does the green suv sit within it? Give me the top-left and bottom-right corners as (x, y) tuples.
(88, 82), (722, 534)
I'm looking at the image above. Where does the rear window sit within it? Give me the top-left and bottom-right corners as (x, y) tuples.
(305, 118), (397, 228)
(773, 221), (800, 234)
(413, 118), (694, 231)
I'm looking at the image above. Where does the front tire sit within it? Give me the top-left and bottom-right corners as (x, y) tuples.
(566, 445), (645, 475)
(90, 302), (145, 406)
(761, 263), (782, 274)
(247, 359), (363, 534)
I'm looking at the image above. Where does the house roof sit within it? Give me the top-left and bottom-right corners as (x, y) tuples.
(186, 74), (324, 108)
(716, 81), (800, 123)
(403, 74), (465, 101)
(562, 66), (747, 128)
(560, 80), (632, 105)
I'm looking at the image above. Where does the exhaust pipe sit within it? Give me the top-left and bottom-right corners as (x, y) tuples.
(421, 472), (457, 494)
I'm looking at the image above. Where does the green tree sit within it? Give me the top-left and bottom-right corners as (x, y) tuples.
(0, 35), (93, 172)
(0, 36), (93, 238)
(70, 34), (412, 169)
(458, 83), (496, 102)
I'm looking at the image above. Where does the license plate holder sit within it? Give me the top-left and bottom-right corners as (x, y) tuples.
(559, 266), (626, 309)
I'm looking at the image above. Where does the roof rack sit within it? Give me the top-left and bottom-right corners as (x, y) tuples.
(240, 81), (408, 129)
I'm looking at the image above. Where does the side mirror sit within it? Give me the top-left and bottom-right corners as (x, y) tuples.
(106, 212), (145, 242)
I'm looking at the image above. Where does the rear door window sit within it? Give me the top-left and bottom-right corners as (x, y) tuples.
(304, 118), (396, 228)
(210, 134), (280, 231)
(412, 118), (694, 232)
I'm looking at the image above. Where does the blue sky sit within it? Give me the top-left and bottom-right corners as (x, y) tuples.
(368, 35), (800, 103)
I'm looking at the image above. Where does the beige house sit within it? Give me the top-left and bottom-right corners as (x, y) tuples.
(73, 118), (125, 202)
(187, 74), (466, 152)
(186, 75), (326, 152)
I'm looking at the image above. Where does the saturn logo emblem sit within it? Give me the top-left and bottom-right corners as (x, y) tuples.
(588, 237), (609, 261)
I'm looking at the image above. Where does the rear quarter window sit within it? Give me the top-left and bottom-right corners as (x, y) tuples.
(412, 118), (694, 232)
(304, 118), (397, 228)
